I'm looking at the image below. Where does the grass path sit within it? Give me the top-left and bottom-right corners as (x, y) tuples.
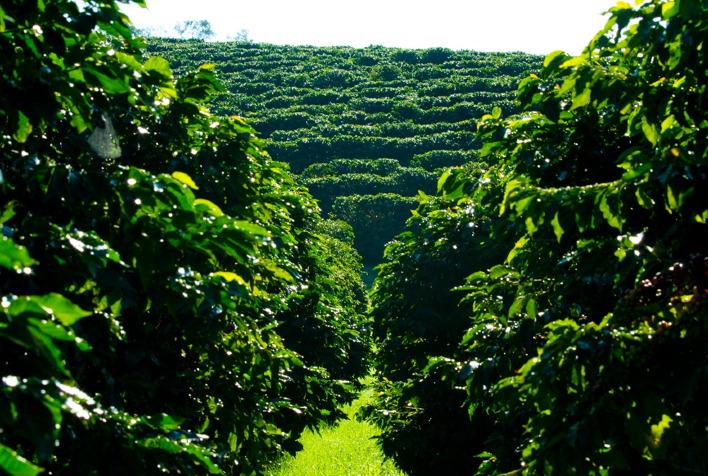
(268, 388), (407, 476)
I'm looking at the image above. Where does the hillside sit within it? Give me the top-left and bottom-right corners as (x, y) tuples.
(146, 40), (542, 263)
(3, 2), (707, 475)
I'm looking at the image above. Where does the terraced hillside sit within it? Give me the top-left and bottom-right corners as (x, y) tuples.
(147, 40), (542, 264)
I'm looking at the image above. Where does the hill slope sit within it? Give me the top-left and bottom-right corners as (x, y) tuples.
(147, 40), (542, 263)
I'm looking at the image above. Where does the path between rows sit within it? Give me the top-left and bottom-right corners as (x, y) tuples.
(269, 388), (407, 476)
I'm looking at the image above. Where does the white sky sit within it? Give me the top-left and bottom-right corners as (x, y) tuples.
(121, 0), (619, 55)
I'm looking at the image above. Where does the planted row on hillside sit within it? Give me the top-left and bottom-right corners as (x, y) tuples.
(0, 2), (369, 475)
(365, 1), (708, 474)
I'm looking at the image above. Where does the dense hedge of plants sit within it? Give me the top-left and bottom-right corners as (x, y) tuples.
(332, 194), (421, 264)
(365, 0), (708, 474)
(0, 2), (368, 474)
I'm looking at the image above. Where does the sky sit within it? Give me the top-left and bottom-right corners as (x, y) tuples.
(120, 0), (620, 56)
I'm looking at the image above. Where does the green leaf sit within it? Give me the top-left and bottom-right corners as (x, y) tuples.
(550, 211), (564, 242)
(661, 114), (677, 133)
(543, 50), (567, 69)
(524, 216), (539, 236)
(557, 77), (577, 96)
(491, 106), (502, 119)
(233, 220), (269, 236)
(526, 297), (537, 320)
(666, 184), (678, 211)
(650, 414), (673, 446)
(115, 51), (143, 72)
(0, 444), (44, 476)
(634, 185), (653, 208)
(171, 171), (199, 190)
(0, 6), (8, 32)
(265, 264), (295, 283)
(489, 265), (517, 280)
(570, 87), (591, 110)
(0, 201), (16, 223)
(213, 271), (247, 286)
(28, 317), (84, 344)
(436, 168), (453, 194)
(194, 198), (224, 217)
(22, 325), (69, 375)
(146, 414), (186, 431)
(138, 436), (222, 474)
(661, 1), (679, 19)
(436, 168), (465, 199)
(598, 189), (624, 231)
(508, 295), (526, 318)
(13, 111), (32, 143)
(506, 235), (529, 264)
(560, 56), (585, 68)
(83, 67), (131, 94)
(31, 294), (92, 326)
(500, 178), (521, 216)
(465, 271), (489, 284)
(144, 56), (172, 79)
(641, 117), (660, 146)
(0, 237), (36, 271)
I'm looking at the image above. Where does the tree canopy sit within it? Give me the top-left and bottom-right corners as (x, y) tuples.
(175, 20), (216, 40)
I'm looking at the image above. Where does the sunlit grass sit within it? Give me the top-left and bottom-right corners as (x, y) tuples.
(268, 386), (406, 476)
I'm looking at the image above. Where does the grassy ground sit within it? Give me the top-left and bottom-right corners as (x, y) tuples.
(268, 387), (406, 476)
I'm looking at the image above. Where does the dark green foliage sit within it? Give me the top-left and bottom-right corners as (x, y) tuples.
(411, 150), (480, 171)
(365, 1), (708, 474)
(370, 64), (403, 82)
(390, 49), (420, 64)
(300, 161), (436, 214)
(0, 2), (369, 474)
(331, 194), (420, 265)
(420, 47), (455, 64)
(391, 100), (424, 121)
(314, 219), (356, 246)
(360, 163), (505, 475)
(145, 39), (541, 265)
(300, 158), (402, 178)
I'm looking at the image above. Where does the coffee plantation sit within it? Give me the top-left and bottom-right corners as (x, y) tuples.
(1, 1), (706, 475)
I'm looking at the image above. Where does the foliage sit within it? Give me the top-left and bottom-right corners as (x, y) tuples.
(228, 29), (251, 43)
(365, 0), (708, 474)
(0, 1), (368, 474)
(411, 150), (480, 171)
(331, 194), (420, 265)
(274, 218), (371, 409)
(301, 167), (436, 214)
(466, 1), (708, 472)
(147, 39), (541, 265)
(370, 64), (403, 82)
(300, 158), (402, 179)
(420, 47), (454, 64)
(359, 163), (506, 475)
